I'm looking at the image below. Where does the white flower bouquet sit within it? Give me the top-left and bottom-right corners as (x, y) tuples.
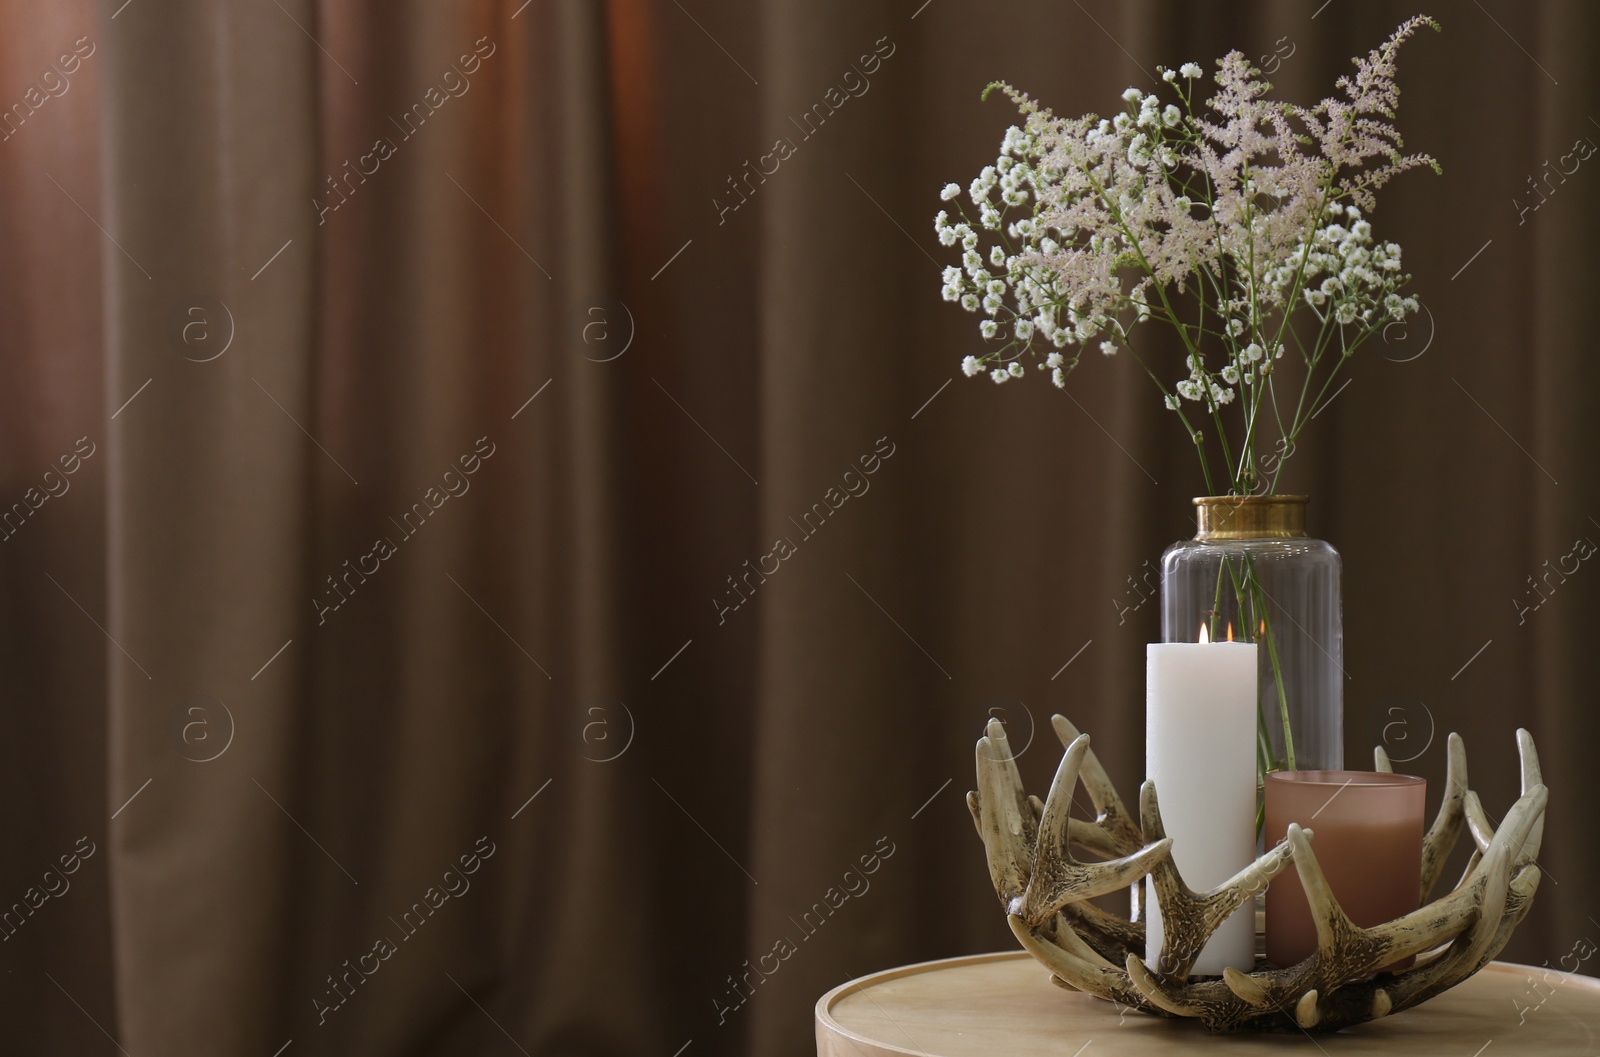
(937, 16), (1440, 495)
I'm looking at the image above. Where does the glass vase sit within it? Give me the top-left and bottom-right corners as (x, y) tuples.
(1159, 496), (1343, 778)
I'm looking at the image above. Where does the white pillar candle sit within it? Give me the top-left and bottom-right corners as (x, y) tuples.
(1145, 635), (1257, 975)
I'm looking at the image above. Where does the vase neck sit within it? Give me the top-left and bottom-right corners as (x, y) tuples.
(1193, 495), (1308, 540)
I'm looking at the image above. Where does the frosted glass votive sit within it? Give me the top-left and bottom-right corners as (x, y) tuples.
(1265, 769), (1426, 969)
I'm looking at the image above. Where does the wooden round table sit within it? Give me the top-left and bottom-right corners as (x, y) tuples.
(817, 952), (1600, 1056)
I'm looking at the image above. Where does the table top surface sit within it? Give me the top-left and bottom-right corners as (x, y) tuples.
(816, 952), (1600, 1056)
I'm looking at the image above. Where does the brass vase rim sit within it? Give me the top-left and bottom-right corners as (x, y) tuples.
(1193, 494), (1308, 540)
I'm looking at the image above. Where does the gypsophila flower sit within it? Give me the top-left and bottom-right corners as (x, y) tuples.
(938, 17), (1439, 494)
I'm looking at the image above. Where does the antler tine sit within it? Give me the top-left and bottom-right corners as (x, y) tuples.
(1019, 734), (1171, 927)
(1462, 791), (1494, 853)
(1222, 967), (1270, 1007)
(1139, 777), (1164, 840)
(1374, 746), (1393, 772)
(975, 721), (1035, 904)
(1420, 732), (1468, 901)
(1124, 954), (1204, 1018)
(1007, 914), (1147, 1009)
(966, 791), (981, 835)
(1519, 728), (1543, 790)
(1496, 782), (1549, 870)
(1125, 954), (1258, 1030)
(1287, 824), (1358, 954)
(1051, 715), (1142, 853)
(1032, 733), (1090, 878)
(1296, 990), (1323, 1029)
(1516, 730), (1545, 863)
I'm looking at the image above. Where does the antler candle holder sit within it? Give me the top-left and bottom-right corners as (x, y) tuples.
(969, 715), (1547, 1032)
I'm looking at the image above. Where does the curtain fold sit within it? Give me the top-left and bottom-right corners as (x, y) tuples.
(100, 0), (321, 1051)
(1532, 0), (1600, 971)
(0, 2), (1594, 1056)
(0, 1), (110, 1052)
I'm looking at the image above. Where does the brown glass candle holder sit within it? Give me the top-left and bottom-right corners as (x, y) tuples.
(969, 715), (1547, 1033)
(1265, 770), (1426, 970)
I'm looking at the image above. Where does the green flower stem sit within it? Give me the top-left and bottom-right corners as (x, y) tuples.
(1256, 593), (1297, 770)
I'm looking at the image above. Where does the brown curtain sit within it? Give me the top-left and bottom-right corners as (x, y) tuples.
(0, 0), (1594, 1054)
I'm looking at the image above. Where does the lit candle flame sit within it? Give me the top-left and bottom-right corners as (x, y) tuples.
(1226, 621), (1235, 642)
(1199, 622), (1210, 644)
